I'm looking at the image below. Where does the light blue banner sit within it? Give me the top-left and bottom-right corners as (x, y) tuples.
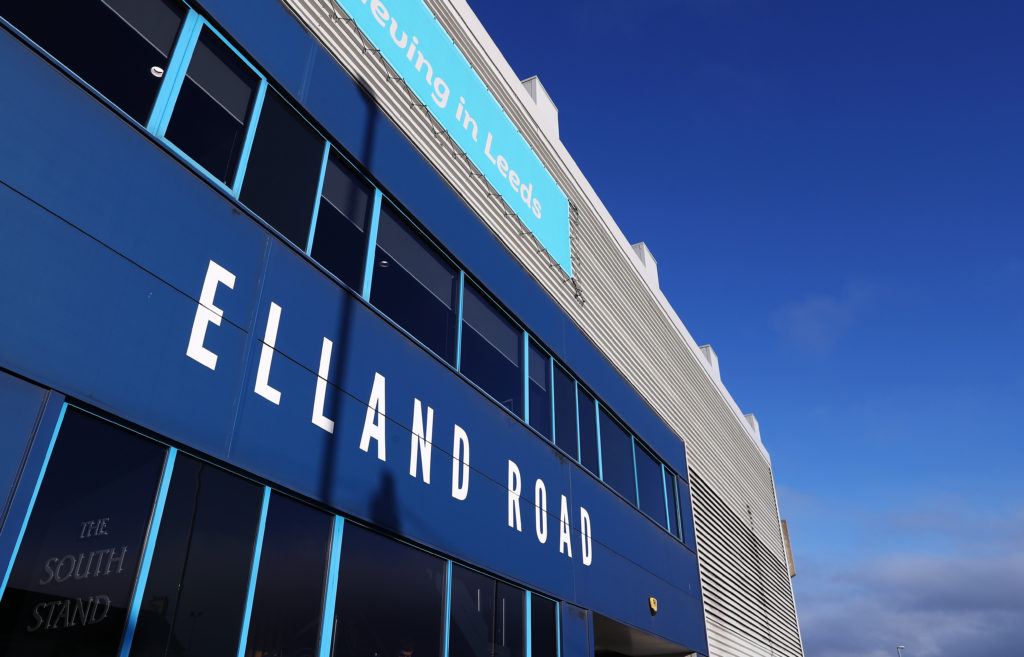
(337, 0), (572, 275)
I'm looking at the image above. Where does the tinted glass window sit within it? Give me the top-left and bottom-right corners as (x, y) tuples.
(448, 566), (524, 657)
(665, 471), (678, 537)
(129, 455), (263, 657)
(243, 493), (332, 657)
(530, 595), (558, 657)
(677, 476), (696, 549)
(577, 389), (599, 476)
(310, 152), (374, 290)
(0, 373), (47, 531)
(165, 26), (259, 185)
(449, 565), (494, 657)
(0, 0), (185, 124)
(551, 365), (577, 459)
(598, 408), (635, 503)
(239, 89), (324, 247)
(527, 342), (552, 440)
(370, 205), (458, 364)
(635, 443), (667, 527)
(0, 409), (166, 657)
(333, 524), (445, 657)
(461, 285), (522, 415)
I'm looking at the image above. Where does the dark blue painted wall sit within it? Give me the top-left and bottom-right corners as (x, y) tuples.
(0, 373), (47, 533)
(0, 11), (706, 654)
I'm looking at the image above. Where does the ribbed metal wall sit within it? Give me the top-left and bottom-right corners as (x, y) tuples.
(279, 1), (804, 655)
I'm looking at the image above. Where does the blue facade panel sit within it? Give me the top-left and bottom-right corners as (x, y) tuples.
(0, 373), (47, 532)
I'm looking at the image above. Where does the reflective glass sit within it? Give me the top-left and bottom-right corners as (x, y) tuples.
(165, 26), (259, 185)
(310, 152), (373, 290)
(448, 566), (524, 657)
(577, 388), (599, 476)
(239, 89), (324, 247)
(530, 595), (558, 657)
(0, 0), (185, 123)
(128, 455), (263, 657)
(598, 408), (635, 503)
(635, 443), (667, 527)
(370, 205), (458, 364)
(677, 476), (696, 549)
(460, 285), (523, 415)
(551, 365), (577, 459)
(527, 341), (552, 440)
(333, 524), (445, 657)
(243, 493), (332, 657)
(495, 582), (525, 657)
(0, 409), (166, 657)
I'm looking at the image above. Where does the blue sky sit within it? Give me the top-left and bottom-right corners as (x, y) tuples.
(468, 1), (1024, 655)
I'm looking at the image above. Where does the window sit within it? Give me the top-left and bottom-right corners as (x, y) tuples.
(0, 409), (167, 656)
(449, 565), (524, 657)
(239, 89), (325, 247)
(551, 365), (577, 459)
(243, 493), (332, 657)
(163, 25), (260, 186)
(577, 388), (600, 476)
(460, 285), (523, 415)
(310, 151), (374, 290)
(530, 595), (558, 657)
(665, 471), (678, 537)
(677, 476), (696, 549)
(129, 455), (264, 657)
(527, 341), (552, 440)
(370, 205), (459, 364)
(635, 443), (667, 527)
(598, 408), (635, 503)
(1, 0), (186, 124)
(332, 524), (446, 657)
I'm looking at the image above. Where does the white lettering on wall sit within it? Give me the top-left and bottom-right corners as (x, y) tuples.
(409, 399), (433, 484)
(186, 260), (235, 370)
(507, 460), (522, 531)
(559, 494), (572, 558)
(580, 507), (593, 566)
(254, 303), (283, 404)
(451, 425), (470, 500)
(312, 337), (336, 433)
(534, 478), (548, 544)
(360, 372), (388, 461)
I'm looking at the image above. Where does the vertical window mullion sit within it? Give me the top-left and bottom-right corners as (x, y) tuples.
(524, 590), (532, 657)
(573, 381), (581, 465)
(548, 358), (556, 441)
(317, 516), (345, 657)
(230, 77), (268, 197)
(443, 561), (453, 657)
(147, 10), (203, 135)
(594, 401), (604, 481)
(522, 333), (530, 424)
(360, 188), (384, 300)
(117, 447), (178, 657)
(631, 437), (641, 509)
(305, 141), (332, 254)
(455, 271), (466, 370)
(235, 486), (271, 657)
(662, 465), (673, 536)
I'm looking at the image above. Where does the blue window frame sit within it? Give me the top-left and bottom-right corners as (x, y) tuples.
(309, 150), (375, 291)
(635, 442), (668, 528)
(527, 340), (553, 440)
(577, 388), (600, 477)
(598, 407), (635, 503)
(460, 284), (524, 416)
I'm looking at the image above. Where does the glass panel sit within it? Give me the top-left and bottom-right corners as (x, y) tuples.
(310, 152), (374, 289)
(0, 0), (185, 123)
(0, 409), (166, 657)
(128, 454), (263, 657)
(449, 565), (495, 657)
(551, 365), (577, 459)
(677, 476), (696, 549)
(370, 205), (458, 364)
(577, 389), (599, 476)
(243, 493), (332, 657)
(635, 444), (667, 527)
(460, 285), (523, 415)
(527, 341), (552, 440)
(530, 595), (558, 657)
(332, 524), (445, 657)
(495, 582), (525, 657)
(164, 26), (259, 185)
(239, 89), (324, 247)
(598, 408), (635, 503)
(665, 471), (678, 537)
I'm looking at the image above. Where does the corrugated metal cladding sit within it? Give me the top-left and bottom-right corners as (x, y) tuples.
(281, 0), (804, 655)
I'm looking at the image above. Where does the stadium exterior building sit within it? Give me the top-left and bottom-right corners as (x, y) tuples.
(0, 0), (803, 656)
